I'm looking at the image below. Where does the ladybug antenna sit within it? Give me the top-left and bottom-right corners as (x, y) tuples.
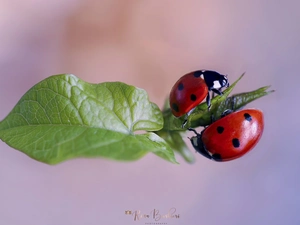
(188, 128), (199, 136)
(182, 119), (187, 128)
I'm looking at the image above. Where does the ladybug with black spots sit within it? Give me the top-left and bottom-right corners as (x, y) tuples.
(169, 70), (229, 118)
(189, 109), (264, 161)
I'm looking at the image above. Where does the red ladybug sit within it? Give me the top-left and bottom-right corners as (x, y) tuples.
(189, 109), (264, 161)
(169, 70), (229, 117)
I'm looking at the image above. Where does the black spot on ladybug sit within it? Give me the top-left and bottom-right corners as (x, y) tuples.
(216, 126), (224, 134)
(244, 113), (252, 121)
(232, 138), (240, 148)
(172, 103), (179, 112)
(178, 83), (184, 91)
(193, 71), (202, 78)
(190, 94), (197, 101)
(212, 153), (222, 161)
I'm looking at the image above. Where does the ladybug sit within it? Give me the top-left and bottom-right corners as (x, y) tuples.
(169, 70), (229, 117)
(189, 109), (264, 161)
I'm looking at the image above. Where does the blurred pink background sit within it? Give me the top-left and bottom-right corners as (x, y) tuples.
(1, 0), (299, 225)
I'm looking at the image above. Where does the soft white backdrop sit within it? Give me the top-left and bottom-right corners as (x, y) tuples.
(1, 1), (299, 225)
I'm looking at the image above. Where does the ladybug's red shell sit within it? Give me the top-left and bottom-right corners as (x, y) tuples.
(201, 109), (264, 161)
(169, 72), (208, 117)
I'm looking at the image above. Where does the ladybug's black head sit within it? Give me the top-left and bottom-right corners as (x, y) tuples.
(201, 70), (229, 90)
(220, 75), (229, 88)
(188, 128), (212, 160)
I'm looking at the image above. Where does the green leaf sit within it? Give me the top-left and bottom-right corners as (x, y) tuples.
(188, 83), (274, 128)
(213, 85), (275, 120)
(0, 74), (177, 164)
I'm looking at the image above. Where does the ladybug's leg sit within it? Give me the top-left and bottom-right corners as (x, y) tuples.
(220, 96), (236, 118)
(221, 109), (233, 117)
(210, 113), (215, 123)
(211, 91), (215, 99)
(212, 88), (223, 96)
(182, 119), (187, 128)
(182, 113), (188, 128)
(207, 88), (223, 110)
(187, 108), (195, 116)
(182, 108), (196, 128)
(206, 92), (211, 110)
